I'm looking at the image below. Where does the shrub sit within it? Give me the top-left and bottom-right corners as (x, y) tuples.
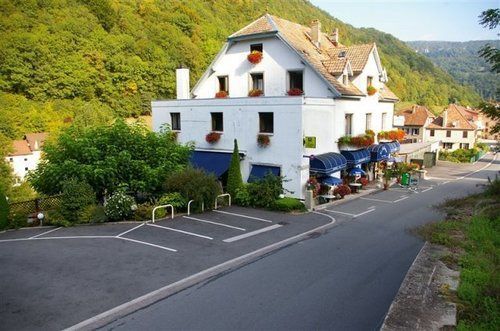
(257, 134), (270, 147)
(133, 203), (153, 222)
(287, 88), (303, 96)
(45, 209), (71, 227)
(234, 185), (251, 207)
(247, 50), (263, 64)
(104, 189), (136, 221)
(227, 139), (243, 198)
(215, 91), (228, 98)
(359, 177), (369, 187)
(273, 197), (306, 212)
(164, 167), (222, 211)
(158, 192), (188, 210)
(205, 131), (221, 144)
(0, 190), (8, 230)
(60, 179), (96, 223)
(79, 204), (107, 223)
(334, 184), (351, 198)
(247, 174), (284, 208)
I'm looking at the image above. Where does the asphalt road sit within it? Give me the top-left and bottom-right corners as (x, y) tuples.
(103, 154), (499, 331)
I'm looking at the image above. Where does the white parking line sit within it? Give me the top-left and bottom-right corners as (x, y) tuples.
(353, 208), (376, 218)
(325, 208), (375, 218)
(117, 237), (177, 252)
(360, 197), (393, 203)
(421, 187), (433, 193)
(213, 210), (273, 223)
(393, 196), (409, 203)
(29, 227), (61, 239)
(183, 216), (246, 231)
(147, 223), (213, 240)
(223, 224), (283, 243)
(115, 223), (145, 238)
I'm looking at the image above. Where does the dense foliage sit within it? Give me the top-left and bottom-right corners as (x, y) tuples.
(0, 189), (8, 230)
(29, 120), (191, 198)
(407, 40), (499, 100)
(60, 178), (96, 222)
(0, 0), (482, 142)
(273, 197), (306, 212)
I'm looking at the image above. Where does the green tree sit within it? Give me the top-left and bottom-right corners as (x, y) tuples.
(226, 139), (243, 198)
(0, 188), (8, 230)
(60, 178), (96, 223)
(29, 120), (192, 199)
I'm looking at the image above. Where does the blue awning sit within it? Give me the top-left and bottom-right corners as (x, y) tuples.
(349, 167), (366, 176)
(190, 151), (232, 177)
(383, 141), (401, 153)
(309, 152), (347, 175)
(248, 165), (280, 182)
(368, 144), (390, 162)
(340, 149), (371, 166)
(318, 176), (343, 186)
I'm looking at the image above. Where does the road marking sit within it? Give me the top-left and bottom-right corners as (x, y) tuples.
(442, 181), (450, 184)
(29, 227), (61, 239)
(222, 224), (282, 243)
(353, 208), (376, 218)
(0, 235), (114, 243)
(116, 223), (145, 238)
(183, 216), (245, 231)
(360, 197), (393, 203)
(324, 209), (356, 217)
(213, 210), (273, 223)
(117, 237), (177, 252)
(147, 223), (213, 240)
(393, 196), (409, 203)
(421, 187), (433, 193)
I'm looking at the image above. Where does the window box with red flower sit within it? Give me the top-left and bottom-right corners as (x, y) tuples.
(248, 89), (263, 97)
(257, 134), (270, 148)
(215, 91), (228, 98)
(247, 50), (263, 64)
(205, 132), (221, 144)
(377, 129), (405, 142)
(337, 134), (374, 150)
(287, 88), (303, 96)
(367, 85), (377, 96)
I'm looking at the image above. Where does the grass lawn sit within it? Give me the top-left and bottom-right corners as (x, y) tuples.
(418, 177), (500, 330)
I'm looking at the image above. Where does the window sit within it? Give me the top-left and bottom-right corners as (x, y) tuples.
(411, 128), (419, 135)
(430, 129), (435, 137)
(367, 76), (373, 87)
(211, 112), (223, 132)
(443, 142), (453, 150)
(345, 114), (353, 135)
(251, 73), (264, 91)
(446, 130), (451, 138)
(365, 113), (372, 130)
(342, 74), (348, 85)
(24, 158), (28, 161)
(259, 112), (274, 133)
(170, 113), (181, 131)
(9, 157), (13, 162)
(462, 131), (468, 138)
(24, 167), (28, 171)
(460, 143), (470, 149)
(288, 71), (303, 91)
(250, 43), (263, 52)
(218, 76), (228, 92)
(381, 113), (387, 130)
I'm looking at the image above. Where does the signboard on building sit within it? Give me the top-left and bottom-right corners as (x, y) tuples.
(304, 136), (316, 148)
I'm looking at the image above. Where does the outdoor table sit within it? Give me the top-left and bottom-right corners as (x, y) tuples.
(349, 183), (362, 193)
(319, 194), (336, 203)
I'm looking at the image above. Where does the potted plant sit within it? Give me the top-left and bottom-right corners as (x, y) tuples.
(257, 134), (270, 147)
(382, 169), (394, 190)
(248, 89), (263, 97)
(367, 85), (377, 96)
(215, 91), (228, 98)
(247, 50), (263, 64)
(287, 88), (303, 96)
(205, 132), (221, 144)
(333, 184), (351, 199)
(359, 177), (369, 188)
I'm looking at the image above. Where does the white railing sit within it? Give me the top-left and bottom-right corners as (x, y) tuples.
(214, 193), (231, 210)
(152, 204), (174, 223)
(187, 200), (204, 216)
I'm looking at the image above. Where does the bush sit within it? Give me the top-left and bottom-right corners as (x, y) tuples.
(104, 189), (136, 221)
(79, 204), (107, 223)
(60, 179), (96, 223)
(45, 209), (72, 227)
(0, 190), (8, 230)
(164, 167), (222, 211)
(247, 174), (284, 208)
(158, 192), (188, 210)
(334, 184), (351, 198)
(234, 185), (251, 207)
(272, 197), (306, 212)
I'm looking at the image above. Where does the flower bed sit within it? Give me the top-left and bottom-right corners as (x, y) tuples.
(248, 89), (263, 97)
(287, 88), (303, 96)
(247, 50), (263, 64)
(257, 134), (270, 147)
(377, 129), (405, 142)
(334, 184), (351, 198)
(205, 132), (221, 144)
(215, 91), (228, 98)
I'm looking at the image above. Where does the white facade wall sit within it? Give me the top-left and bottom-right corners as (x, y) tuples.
(425, 129), (476, 150)
(5, 151), (40, 182)
(193, 37), (334, 99)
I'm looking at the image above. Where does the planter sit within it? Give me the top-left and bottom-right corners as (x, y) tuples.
(205, 132), (221, 144)
(247, 51), (263, 64)
(367, 85), (377, 96)
(338, 144), (359, 151)
(287, 88), (303, 96)
(248, 89), (263, 97)
(257, 134), (270, 147)
(215, 91), (228, 98)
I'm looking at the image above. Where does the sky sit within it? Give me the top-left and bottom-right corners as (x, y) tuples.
(309, 0), (499, 41)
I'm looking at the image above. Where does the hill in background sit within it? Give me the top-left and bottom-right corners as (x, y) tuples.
(407, 40), (499, 101)
(0, 0), (482, 140)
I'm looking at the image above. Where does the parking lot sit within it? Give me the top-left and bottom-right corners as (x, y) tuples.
(0, 206), (332, 330)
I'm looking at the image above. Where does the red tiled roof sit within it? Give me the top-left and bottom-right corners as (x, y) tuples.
(9, 140), (32, 156)
(25, 132), (48, 151)
(396, 105), (434, 126)
(428, 104), (476, 130)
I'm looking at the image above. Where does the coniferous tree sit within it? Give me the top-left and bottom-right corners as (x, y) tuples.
(226, 139), (243, 197)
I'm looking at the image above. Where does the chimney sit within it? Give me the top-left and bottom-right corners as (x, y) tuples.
(331, 28), (339, 46)
(176, 66), (190, 99)
(442, 110), (448, 127)
(310, 20), (321, 48)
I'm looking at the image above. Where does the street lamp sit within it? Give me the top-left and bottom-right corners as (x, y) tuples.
(37, 212), (44, 226)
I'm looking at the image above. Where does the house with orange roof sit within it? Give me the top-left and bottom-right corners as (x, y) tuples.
(425, 104), (481, 150)
(394, 105), (436, 143)
(5, 133), (47, 183)
(152, 15), (398, 198)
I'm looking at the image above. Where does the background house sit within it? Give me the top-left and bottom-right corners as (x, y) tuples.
(6, 133), (47, 184)
(394, 105), (435, 143)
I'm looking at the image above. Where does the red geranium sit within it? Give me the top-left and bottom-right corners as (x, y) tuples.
(359, 177), (369, 186)
(287, 88), (303, 96)
(205, 132), (221, 144)
(215, 91), (228, 98)
(247, 51), (263, 64)
(334, 184), (351, 198)
(367, 85), (377, 96)
(248, 89), (263, 97)
(257, 134), (270, 147)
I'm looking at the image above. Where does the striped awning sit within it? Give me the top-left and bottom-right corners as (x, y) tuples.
(309, 152), (347, 175)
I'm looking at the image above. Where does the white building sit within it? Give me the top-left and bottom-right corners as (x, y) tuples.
(152, 15), (398, 199)
(6, 133), (47, 184)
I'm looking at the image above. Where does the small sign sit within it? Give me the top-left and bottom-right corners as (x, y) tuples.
(304, 136), (316, 148)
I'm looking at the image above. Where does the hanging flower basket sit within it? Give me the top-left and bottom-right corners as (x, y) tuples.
(257, 134), (270, 147)
(247, 50), (263, 64)
(367, 85), (377, 96)
(287, 88), (303, 96)
(205, 132), (221, 144)
(215, 91), (228, 98)
(248, 89), (263, 97)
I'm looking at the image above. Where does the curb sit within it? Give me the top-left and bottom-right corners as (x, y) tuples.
(64, 211), (336, 331)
